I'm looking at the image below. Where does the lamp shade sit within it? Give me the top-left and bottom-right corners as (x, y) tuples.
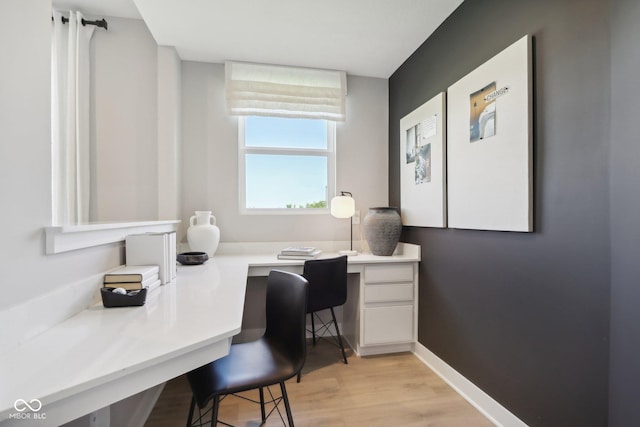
(331, 194), (355, 218)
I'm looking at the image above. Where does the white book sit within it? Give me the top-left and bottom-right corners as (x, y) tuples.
(103, 274), (159, 290)
(277, 250), (322, 260)
(126, 232), (177, 285)
(168, 231), (176, 281)
(104, 265), (159, 283)
(280, 246), (317, 255)
(144, 279), (161, 292)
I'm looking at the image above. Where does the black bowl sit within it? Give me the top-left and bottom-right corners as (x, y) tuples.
(177, 251), (209, 265)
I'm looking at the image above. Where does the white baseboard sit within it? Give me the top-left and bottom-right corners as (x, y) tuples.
(413, 343), (528, 427)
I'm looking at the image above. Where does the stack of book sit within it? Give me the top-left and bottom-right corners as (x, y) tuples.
(104, 265), (161, 291)
(126, 232), (177, 285)
(277, 246), (321, 260)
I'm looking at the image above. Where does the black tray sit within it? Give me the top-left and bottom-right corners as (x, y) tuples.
(101, 287), (147, 308)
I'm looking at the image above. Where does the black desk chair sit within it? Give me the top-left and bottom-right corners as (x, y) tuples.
(297, 255), (349, 382)
(185, 270), (308, 427)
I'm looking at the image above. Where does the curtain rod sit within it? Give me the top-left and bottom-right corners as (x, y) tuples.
(52, 15), (108, 30)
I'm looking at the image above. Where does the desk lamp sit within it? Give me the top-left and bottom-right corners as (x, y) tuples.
(331, 191), (358, 256)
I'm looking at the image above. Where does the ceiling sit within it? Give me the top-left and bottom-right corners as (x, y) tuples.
(52, 0), (463, 78)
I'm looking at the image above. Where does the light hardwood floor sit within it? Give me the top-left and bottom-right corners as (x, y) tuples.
(145, 340), (494, 427)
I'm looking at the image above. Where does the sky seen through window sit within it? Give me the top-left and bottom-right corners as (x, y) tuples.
(244, 116), (329, 209)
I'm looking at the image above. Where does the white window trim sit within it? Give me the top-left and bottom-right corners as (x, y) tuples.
(238, 117), (336, 215)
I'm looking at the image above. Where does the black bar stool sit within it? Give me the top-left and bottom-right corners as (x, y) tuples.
(185, 270), (308, 426)
(297, 255), (349, 382)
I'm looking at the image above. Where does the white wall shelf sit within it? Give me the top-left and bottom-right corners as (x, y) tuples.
(44, 220), (181, 254)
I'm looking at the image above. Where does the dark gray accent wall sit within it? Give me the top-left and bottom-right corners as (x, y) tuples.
(609, 0), (640, 425)
(389, 0), (611, 425)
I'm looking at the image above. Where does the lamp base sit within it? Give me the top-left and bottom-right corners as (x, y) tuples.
(338, 249), (358, 256)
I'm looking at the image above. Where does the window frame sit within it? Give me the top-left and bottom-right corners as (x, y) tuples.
(238, 116), (336, 215)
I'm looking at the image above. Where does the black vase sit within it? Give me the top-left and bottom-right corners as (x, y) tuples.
(363, 207), (402, 256)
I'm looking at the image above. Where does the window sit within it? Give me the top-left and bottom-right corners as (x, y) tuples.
(239, 116), (336, 213)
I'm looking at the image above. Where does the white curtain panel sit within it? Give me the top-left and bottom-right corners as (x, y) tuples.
(51, 10), (95, 225)
(225, 61), (347, 121)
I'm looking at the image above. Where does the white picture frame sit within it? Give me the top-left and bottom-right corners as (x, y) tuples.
(447, 35), (533, 232)
(399, 92), (446, 227)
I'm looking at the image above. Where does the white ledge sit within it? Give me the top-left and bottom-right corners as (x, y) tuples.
(45, 220), (181, 254)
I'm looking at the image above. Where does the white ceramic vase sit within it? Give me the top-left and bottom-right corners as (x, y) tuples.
(187, 211), (220, 257)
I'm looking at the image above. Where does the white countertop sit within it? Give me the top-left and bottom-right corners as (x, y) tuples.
(0, 244), (420, 425)
(217, 242), (421, 271)
(0, 257), (248, 425)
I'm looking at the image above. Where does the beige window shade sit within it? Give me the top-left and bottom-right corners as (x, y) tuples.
(225, 61), (347, 121)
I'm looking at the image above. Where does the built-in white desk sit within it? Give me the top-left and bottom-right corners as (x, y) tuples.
(242, 244), (421, 357)
(0, 243), (420, 426)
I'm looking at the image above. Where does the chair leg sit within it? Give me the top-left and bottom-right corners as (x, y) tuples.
(210, 395), (220, 427)
(259, 387), (266, 423)
(297, 371), (301, 383)
(310, 312), (316, 345)
(186, 395), (196, 427)
(330, 307), (348, 365)
(279, 381), (295, 427)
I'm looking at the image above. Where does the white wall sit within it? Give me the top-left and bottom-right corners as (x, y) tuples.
(180, 62), (389, 245)
(0, 2), (121, 310)
(157, 46), (182, 221)
(91, 17), (159, 222)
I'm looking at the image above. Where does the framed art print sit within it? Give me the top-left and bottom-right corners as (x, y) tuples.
(447, 35), (533, 232)
(400, 92), (446, 227)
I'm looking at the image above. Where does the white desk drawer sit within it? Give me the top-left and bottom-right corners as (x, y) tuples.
(364, 283), (414, 303)
(363, 305), (414, 345)
(363, 263), (414, 283)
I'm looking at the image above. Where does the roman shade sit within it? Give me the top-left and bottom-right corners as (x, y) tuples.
(225, 61), (347, 121)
